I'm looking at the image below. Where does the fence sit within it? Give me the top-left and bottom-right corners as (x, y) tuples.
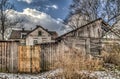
(0, 41), (66, 72)
(18, 45), (41, 73)
(0, 39), (119, 73)
(40, 42), (60, 71)
(0, 41), (41, 73)
(0, 41), (19, 72)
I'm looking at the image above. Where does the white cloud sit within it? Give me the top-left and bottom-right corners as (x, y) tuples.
(52, 5), (58, 9)
(8, 8), (65, 35)
(56, 18), (63, 24)
(46, 4), (58, 10)
(17, 0), (33, 4)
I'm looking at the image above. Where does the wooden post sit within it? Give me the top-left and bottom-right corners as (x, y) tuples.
(86, 38), (91, 54)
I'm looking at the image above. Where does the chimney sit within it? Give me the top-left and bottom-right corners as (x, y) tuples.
(36, 25), (40, 28)
(22, 28), (24, 31)
(46, 29), (48, 31)
(31, 28), (32, 30)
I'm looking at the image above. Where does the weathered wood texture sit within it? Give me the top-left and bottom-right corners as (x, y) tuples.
(40, 41), (86, 71)
(40, 42), (60, 71)
(56, 20), (103, 55)
(18, 45), (41, 73)
(0, 41), (19, 72)
(0, 39), (119, 73)
(40, 39), (120, 71)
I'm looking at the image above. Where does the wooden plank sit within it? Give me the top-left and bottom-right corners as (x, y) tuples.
(24, 46), (30, 72)
(19, 46), (22, 72)
(0, 41), (19, 73)
(4, 42), (6, 71)
(8, 42), (10, 72)
(32, 46), (40, 73)
(0, 42), (2, 71)
(1, 42), (3, 71)
(6, 42), (8, 72)
(18, 45), (40, 73)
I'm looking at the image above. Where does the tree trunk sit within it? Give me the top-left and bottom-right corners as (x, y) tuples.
(2, 22), (5, 40)
(2, 32), (4, 40)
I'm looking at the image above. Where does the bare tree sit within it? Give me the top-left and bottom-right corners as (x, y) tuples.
(64, 13), (90, 29)
(65, 0), (120, 30)
(64, 0), (100, 30)
(0, 0), (22, 40)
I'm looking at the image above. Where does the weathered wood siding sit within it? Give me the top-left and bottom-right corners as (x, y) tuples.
(18, 45), (41, 73)
(0, 41), (19, 72)
(26, 27), (54, 45)
(56, 19), (104, 55)
(40, 42), (59, 71)
(40, 40), (87, 71)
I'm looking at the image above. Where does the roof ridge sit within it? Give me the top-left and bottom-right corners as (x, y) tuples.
(56, 18), (103, 39)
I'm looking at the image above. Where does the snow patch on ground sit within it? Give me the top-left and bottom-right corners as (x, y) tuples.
(0, 70), (119, 79)
(0, 73), (39, 79)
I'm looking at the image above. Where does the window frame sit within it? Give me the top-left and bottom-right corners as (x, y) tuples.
(38, 31), (42, 36)
(33, 40), (38, 45)
(21, 33), (27, 39)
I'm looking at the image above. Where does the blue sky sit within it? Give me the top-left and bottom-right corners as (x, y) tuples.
(9, 0), (72, 19)
(7, 0), (72, 35)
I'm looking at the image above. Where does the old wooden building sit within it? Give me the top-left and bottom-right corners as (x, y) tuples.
(9, 25), (58, 45)
(56, 18), (120, 55)
(0, 18), (119, 73)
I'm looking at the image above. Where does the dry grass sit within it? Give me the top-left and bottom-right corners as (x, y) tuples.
(52, 48), (103, 79)
(44, 43), (120, 78)
(102, 43), (120, 66)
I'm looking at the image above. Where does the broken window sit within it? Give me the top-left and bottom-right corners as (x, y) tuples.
(21, 33), (27, 39)
(38, 31), (42, 36)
